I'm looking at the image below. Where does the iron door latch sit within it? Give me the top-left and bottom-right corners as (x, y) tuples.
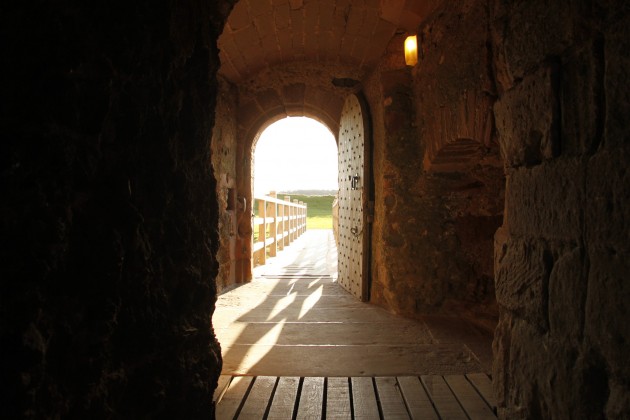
(349, 173), (360, 190)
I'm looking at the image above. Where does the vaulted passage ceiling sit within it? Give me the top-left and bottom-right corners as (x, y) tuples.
(218, 0), (442, 84)
(218, 0), (443, 140)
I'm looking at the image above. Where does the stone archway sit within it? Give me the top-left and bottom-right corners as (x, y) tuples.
(213, 0), (505, 324)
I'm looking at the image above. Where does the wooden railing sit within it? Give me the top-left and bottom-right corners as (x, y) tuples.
(253, 192), (307, 266)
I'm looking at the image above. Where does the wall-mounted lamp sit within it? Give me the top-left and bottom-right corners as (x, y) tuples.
(404, 35), (418, 66)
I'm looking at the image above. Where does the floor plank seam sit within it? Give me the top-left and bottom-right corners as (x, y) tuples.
(396, 377), (413, 419)
(443, 375), (472, 418)
(263, 377), (279, 419)
(292, 378), (304, 420)
(372, 377), (384, 419)
(215, 375), (497, 419)
(322, 377), (328, 419)
(234, 376), (256, 419)
(348, 377), (355, 419)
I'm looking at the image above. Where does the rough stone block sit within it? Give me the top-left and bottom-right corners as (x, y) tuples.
(227, 2), (250, 31)
(586, 148), (630, 248)
(604, 16), (630, 150)
(492, 310), (512, 407)
(218, 51), (240, 82)
(290, 9), (304, 35)
(282, 83), (305, 104)
(362, 9), (380, 35)
(247, 0), (272, 17)
(492, 0), (573, 88)
(233, 24), (259, 51)
(318, 3), (334, 31)
(345, 6), (364, 35)
(505, 159), (584, 241)
(303, 1), (318, 30)
(255, 88), (283, 111)
(504, 319), (548, 417)
(495, 237), (552, 331)
(237, 100), (262, 129)
(560, 40), (604, 156)
(548, 246), (587, 345)
(243, 41), (268, 69)
(254, 12), (275, 36)
(219, 35), (245, 70)
(606, 378), (630, 419)
(277, 30), (293, 57)
(584, 246), (630, 380)
(260, 34), (279, 56)
(273, 2), (290, 29)
(494, 65), (560, 167)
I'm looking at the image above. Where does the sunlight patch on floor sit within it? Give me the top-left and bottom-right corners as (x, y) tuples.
(298, 284), (323, 320)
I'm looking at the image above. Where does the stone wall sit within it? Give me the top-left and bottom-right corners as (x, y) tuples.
(212, 77), (239, 293)
(492, 0), (630, 418)
(1, 0), (234, 417)
(366, 0), (504, 323)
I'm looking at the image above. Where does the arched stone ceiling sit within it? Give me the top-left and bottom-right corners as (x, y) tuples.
(218, 0), (443, 84)
(218, 0), (443, 142)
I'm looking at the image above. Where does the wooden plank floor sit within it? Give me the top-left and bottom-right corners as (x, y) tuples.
(214, 231), (497, 418)
(215, 374), (497, 419)
(215, 230), (495, 377)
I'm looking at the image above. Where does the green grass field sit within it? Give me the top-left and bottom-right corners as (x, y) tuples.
(287, 194), (335, 230)
(254, 194), (335, 231)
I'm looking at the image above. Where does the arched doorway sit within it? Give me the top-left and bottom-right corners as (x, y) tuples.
(250, 116), (339, 269)
(253, 117), (338, 198)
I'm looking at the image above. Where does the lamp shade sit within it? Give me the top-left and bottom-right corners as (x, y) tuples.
(404, 35), (418, 66)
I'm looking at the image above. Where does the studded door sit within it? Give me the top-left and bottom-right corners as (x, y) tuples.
(338, 94), (370, 301)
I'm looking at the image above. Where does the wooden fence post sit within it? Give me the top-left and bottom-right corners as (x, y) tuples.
(299, 201), (306, 234)
(292, 199), (299, 242)
(269, 191), (277, 257)
(283, 196), (291, 246)
(257, 198), (266, 266)
(278, 201), (284, 251)
(251, 193), (307, 268)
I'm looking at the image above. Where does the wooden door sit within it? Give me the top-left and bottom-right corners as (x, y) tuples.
(337, 94), (370, 301)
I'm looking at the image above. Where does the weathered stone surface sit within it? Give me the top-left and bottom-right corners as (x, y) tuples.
(548, 246), (587, 346)
(493, 2), (630, 419)
(603, 4), (630, 149)
(365, 0), (504, 323)
(584, 245), (630, 374)
(495, 237), (552, 332)
(607, 378), (630, 419)
(217, 0), (404, 84)
(586, 148), (630, 254)
(494, 65), (560, 167)
(583, 149), (630, 390)
(504, 319), (552, 418)
(371, 157), (505, 317)
(415, 0), (496, 168)
(212, 77), (239, 292)
(1, 1), (234, 417)
(491, 0), (574, 91)
(505, 159), (585, 240)
(560, 40), (605, 156)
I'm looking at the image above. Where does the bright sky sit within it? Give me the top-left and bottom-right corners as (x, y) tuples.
(254, 117), (338, 195)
